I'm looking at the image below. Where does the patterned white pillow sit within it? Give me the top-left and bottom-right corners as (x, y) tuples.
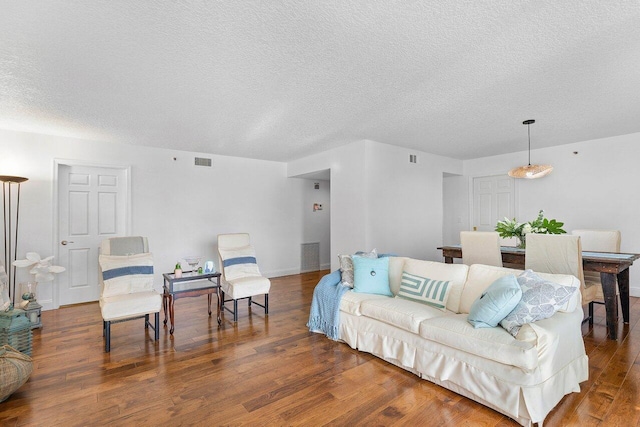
(500, 269), (577, 337)
(396, 271), (451, 311)
(100, 252), (154, 297)
(219, 246), (261, 281)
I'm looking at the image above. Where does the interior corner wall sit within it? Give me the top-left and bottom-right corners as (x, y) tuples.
(0, 129), (305, 309)
(288, 141), (368, 271)
(288, 140), (463, 270)
(460, 131), (640, 297)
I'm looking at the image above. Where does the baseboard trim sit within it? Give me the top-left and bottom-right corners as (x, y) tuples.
(630, 285), (640, 298)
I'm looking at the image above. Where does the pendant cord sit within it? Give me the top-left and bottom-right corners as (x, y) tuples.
(527, 123), (531, 166)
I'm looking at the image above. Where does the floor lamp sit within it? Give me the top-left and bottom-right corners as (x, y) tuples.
(0, 175), (28, 306)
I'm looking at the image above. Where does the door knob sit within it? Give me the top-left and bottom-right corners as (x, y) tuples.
(61, 240), (74, 245)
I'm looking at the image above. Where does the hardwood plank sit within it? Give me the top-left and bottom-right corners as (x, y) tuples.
(1, 270), (639, 426)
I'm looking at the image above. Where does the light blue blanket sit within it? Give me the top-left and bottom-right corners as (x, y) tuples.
(307, 270), (349, 340)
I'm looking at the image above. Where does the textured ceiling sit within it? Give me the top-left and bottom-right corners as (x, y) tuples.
(1, 1), (640, 162)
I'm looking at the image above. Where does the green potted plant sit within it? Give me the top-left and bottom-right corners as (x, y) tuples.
(495, 210), (566, 248)
(174, 262), (183, 278)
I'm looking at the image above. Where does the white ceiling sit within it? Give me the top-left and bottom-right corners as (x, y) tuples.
(2, 1), (639, 162)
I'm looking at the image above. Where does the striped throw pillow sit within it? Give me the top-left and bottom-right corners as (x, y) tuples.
(99, 252), (154, 297)
(219, 246), (261, 281)
(396, 272), (451, 311)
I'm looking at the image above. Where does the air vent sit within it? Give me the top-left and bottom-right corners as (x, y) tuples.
(194, 157), (212, 167)
(301, 242), (320, 273)
(409, 154), (418, 163)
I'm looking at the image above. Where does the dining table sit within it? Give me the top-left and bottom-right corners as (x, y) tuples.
(438, 245), (640, 340)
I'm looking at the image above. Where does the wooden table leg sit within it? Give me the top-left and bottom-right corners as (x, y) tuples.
(617, 268), (630, 324)
(216, 288), (222, 325)
(601, 272), (618, 340)
(207, 293), (212, 316)
(444, 256), (453, 264)
(169, 294), (175, 335)
(163, 293), (169, 325)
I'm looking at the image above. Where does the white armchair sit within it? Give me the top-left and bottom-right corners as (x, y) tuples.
(217, 233), (270, 322)
(98, 236), (162, 352)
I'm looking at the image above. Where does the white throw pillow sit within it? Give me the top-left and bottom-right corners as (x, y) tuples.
(219, 246), (261, 281)
(99, 252), (154, 297)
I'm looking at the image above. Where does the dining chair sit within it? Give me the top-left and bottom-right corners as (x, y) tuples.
(98, 236), (162, 353)
(217, 233), (270, 322)
(460, 231), (503, 267)
(571, 229), (621, 326)
(525, 234), (586, 306)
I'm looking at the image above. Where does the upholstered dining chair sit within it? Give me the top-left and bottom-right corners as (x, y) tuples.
(460, 231), (503, 267)
(98, 236), (162, 353)
(525, 233), (586, 307)
(571, 229), (621, 325)
(217, 233), (270, 322)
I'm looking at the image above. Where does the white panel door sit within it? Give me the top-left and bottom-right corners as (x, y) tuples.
(57, 164), (128, 305)
(473, 175), (515, 232)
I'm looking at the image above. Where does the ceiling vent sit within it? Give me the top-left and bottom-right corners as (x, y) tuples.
(409, 154), (418, 163)
(194, 157), (212, 167)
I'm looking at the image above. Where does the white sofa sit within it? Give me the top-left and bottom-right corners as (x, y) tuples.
(336, 257), (588, 426)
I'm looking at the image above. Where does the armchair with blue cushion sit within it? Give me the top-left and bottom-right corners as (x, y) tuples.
(98, 236), (162, 352)
(217, 233), (270, 322)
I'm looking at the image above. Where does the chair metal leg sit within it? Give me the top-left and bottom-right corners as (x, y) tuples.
(248, 296), (252, 307)
(154, 312), (160, 341)
(234, 299), (238, 322)
(589, 302), (594, 326)
(264, 294), (268, 314)
(145, 313), (149, 329)
(105, 321), (111, 353)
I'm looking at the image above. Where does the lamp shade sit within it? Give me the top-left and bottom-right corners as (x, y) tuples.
(508, 164), (553, 179)
(508, 119), (552, 179)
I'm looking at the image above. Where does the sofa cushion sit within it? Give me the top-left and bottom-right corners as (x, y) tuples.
(360, 297), (448, 334)
(340, 290), (390, 316)
(387, 256), (408, 295)
(467, 274), (522, 328)
(459, 264), (524, 314)
(353, 256), (392, 296)
(419, 313), (538, 371)
(500, 270), (577, 337)
(402, 259), (469, 313)
(396, 272), (451, 311)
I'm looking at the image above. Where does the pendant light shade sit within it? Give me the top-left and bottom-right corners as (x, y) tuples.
(508, 120), (553, 179)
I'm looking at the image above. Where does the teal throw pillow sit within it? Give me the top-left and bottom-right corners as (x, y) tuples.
(396, 272), (451, 311)
(468, 274), (522, 328)
(352, 255), (391, 296)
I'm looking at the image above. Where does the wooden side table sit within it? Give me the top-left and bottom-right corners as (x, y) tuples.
(162, 271), (222, 334)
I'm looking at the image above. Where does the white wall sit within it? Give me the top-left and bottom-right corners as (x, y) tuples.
(288, 139), (463, 270)
(442, 174), (469, 245)
(301, 179), (331, 269)
(454, 132), (640, 296)
(0, 129), (306, 309)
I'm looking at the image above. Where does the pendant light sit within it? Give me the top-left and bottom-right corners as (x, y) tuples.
(508, 120), (553, 179)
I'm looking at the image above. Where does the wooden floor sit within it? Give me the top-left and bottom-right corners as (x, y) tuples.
(2, 271), (640, 426)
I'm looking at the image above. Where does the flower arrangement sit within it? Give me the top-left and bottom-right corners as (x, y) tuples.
(495, 210), (566, 248)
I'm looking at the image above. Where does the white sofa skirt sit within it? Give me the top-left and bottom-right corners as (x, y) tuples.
(338, 309), (588, 426)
